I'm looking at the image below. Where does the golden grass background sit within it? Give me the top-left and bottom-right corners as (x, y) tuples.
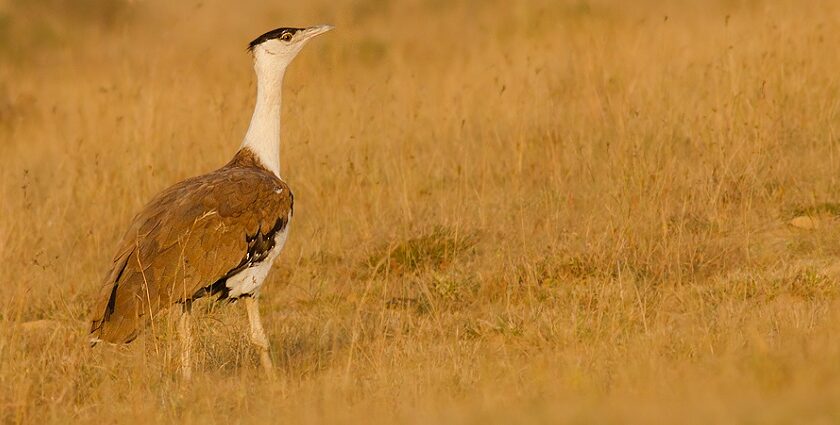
(2, 0), (840, 423)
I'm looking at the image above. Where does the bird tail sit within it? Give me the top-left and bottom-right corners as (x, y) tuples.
(89, 283), (143, 345)
(89, 249), (147, 345)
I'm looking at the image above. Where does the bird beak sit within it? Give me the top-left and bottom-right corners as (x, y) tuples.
(301, 24), (335, 41)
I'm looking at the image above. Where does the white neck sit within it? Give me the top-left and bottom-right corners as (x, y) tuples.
(241, 63), (286, 177)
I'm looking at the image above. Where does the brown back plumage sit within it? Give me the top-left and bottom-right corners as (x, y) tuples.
(90, 149), (293, 343)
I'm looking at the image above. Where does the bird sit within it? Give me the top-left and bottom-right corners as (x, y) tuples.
(89, 24), (334, 379)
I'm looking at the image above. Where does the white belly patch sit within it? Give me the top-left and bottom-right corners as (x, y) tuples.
(225, 219), (290, 298)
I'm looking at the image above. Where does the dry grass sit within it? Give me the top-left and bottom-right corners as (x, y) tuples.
(2, 0), (840, 423)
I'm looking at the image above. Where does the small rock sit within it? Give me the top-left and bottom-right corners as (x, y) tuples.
(17, 320), (61, 331)
(789, 215), (820, 230)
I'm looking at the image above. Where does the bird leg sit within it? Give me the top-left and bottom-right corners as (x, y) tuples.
(178, 301), (193, 380)
(244, 296), (275, 378)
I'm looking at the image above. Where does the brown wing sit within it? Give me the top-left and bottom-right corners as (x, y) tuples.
(90, 156), (293, 344)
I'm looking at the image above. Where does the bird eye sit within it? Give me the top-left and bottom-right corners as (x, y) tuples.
(280, 32), (293, 42)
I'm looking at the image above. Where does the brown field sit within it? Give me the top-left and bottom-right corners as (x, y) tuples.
(2, 0), (840, 423)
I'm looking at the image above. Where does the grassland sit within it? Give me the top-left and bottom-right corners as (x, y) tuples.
(2, 0), (840, 423)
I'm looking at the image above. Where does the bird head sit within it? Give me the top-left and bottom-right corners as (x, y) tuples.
(247, 25), (334, 72)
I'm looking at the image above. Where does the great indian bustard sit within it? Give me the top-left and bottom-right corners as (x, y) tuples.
(89, 25), (334, 378)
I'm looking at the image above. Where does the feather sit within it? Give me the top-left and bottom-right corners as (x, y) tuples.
(89, 148), (293, 343)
